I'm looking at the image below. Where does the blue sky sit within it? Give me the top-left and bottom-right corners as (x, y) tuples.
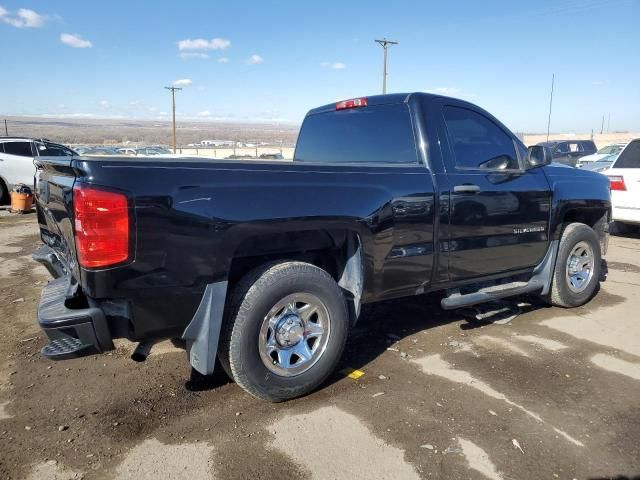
(1, 0), (639, 132)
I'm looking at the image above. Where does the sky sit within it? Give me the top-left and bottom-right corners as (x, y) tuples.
(1, 0), (639, 133)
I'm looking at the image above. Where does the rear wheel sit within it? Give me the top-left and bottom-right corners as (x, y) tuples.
(544, 223), (601, 307)
(218, 261), (349, 402)
(611, 221), (639, 235)
(0, 180), (8, 205)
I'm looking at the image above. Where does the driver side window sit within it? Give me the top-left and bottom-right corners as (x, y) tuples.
(443, 105), (519, 170)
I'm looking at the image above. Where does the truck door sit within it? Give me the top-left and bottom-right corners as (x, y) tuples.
(434, 99), (552, 281)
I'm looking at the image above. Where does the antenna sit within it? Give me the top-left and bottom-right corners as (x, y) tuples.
(546, 74), (554, 143)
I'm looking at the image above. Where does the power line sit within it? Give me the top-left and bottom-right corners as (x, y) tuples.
(374, 38), (398, 95)
(164, 86), (182, 153)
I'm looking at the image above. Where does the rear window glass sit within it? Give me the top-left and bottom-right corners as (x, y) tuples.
(3, 141), (33, 157)
(613, 140), (640, 168)
(294, 103), (418, 164)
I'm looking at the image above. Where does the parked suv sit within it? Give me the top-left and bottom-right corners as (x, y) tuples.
(536, 140), (597, 167)
(0, 137), (77, 203)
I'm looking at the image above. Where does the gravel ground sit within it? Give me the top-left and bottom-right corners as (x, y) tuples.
(0, 211), (639, 480)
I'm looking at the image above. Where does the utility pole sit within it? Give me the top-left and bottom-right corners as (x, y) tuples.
(374, 38), (398, 94)
(546, 73), (555, 143)
(3, 119), (7, 136)
(600, 115), (605, 135)
(164, 86), (182, 153)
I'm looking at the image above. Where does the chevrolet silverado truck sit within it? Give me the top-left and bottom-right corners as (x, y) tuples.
(33, 93), (611, 401)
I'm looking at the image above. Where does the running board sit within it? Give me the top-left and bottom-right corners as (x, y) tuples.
(441, 279), (544, 310)
(440, 240), (558, 311)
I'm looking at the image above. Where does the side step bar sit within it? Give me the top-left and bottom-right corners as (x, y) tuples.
(440, 240), (558, 311)
(441, 279), (544, 310)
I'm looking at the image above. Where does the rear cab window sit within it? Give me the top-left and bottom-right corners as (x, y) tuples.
(294, 103), (418, 164)
(613, 140), (640, 168)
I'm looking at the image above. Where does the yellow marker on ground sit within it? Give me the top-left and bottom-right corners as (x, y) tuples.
(341, 368), (365, 379)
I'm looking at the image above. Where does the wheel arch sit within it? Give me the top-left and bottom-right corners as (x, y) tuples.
(227, 228), (365, 324)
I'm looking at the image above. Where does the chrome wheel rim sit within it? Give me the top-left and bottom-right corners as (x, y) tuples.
(258, 293), (330, 377)
(566, 241), (595, 293)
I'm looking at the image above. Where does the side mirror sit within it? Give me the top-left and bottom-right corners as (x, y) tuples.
(527, 145), (552, 168)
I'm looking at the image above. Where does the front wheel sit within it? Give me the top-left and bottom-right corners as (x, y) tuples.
(218, 261), (349, 402)
(544, 223), (602, 308)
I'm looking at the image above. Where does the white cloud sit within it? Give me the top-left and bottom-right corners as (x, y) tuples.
(427, 87), (462, 96)
(321, 62), (346, 70)
(158, 111), (168, 116)
(60, 33), (93, 48)
(218, 57), (229, 63)
(173, 78), (192, 87)
(197, 110), (212, 117)
(179, 52), (209, 60)
(128, 100), (141, 106)
(247, 54), (264, 64)
(100, 100), (109, 107)
(2, 7), (46, 28)
(177, 38), (231, 51)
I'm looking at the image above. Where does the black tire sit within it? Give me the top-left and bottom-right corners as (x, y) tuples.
(218, 261), (349, 402)
(611, 221), (639, 236)
(544, 223), (601, 308)
(0, 180), (8, 205)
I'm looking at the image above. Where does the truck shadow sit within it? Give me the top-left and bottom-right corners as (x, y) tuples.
(188, 284), (618, 394)
(330, 292), (552, 385)
(186, 289), (580, 394)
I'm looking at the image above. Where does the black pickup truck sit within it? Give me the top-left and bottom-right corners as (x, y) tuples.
(33, 93), (611, 401)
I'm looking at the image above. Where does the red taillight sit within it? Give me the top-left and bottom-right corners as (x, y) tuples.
(73, 185), (130, 268)
(336, 97), (368, 110)
(608, 175), (627, 191)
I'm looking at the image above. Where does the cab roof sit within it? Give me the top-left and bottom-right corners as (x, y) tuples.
(305, 92), (461, 117)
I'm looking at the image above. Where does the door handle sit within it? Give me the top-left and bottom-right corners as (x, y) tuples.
(453, 184), (481, 194)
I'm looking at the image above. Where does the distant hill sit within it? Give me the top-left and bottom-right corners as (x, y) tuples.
(1, 116), (300, 147)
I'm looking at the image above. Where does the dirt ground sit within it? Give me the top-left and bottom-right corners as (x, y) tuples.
(0, 210), (639, 480)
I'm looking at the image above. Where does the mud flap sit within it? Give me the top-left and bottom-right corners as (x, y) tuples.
(338, 234), (364, 324)
(182, 281), (228, 375)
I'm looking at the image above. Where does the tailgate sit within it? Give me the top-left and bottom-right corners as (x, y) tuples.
(34, 157), (79, 279)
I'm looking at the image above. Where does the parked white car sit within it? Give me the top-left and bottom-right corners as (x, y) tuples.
(0, 137), (76, 203)
(576, 143), (626, 167)
(607, 139), (640, 233)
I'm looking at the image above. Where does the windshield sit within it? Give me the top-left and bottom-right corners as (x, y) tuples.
(597, 145), (623, 155)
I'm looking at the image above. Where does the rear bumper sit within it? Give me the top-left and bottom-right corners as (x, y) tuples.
(612, 205), (640, 225)
(37, 274), (114, 361)
(33, 244), (68, 279)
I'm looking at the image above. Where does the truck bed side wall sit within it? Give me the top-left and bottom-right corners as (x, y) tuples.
(72, 159), (435, 339)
